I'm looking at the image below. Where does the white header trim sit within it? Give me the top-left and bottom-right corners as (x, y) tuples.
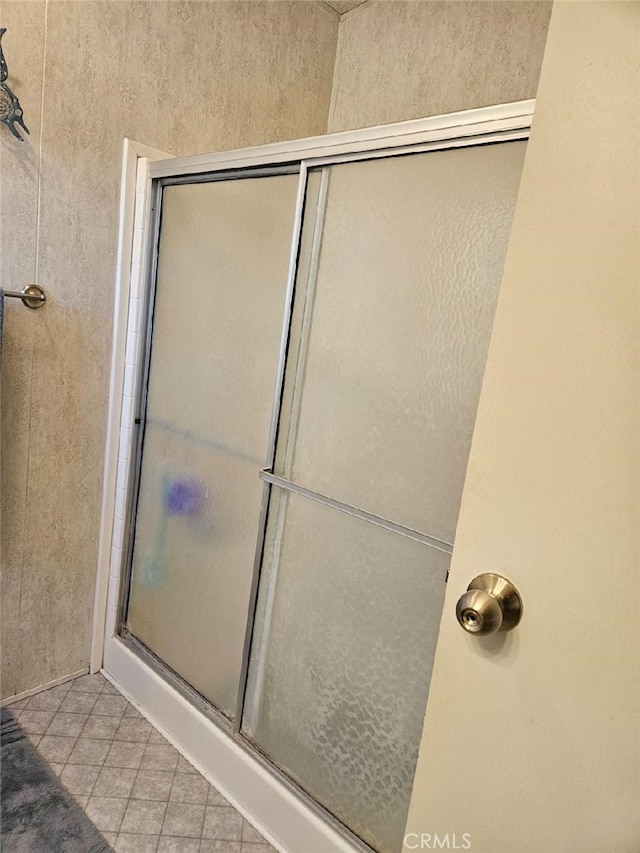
(150, 100), (534, 179)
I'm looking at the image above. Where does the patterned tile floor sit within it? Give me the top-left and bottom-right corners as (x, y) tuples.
(8, 673), (277, 853)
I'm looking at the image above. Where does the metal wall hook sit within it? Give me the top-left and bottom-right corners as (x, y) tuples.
(4, 284), (47, 309)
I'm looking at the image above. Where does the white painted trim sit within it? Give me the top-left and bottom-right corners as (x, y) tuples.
(1, 669), (88, 705)
(90, 139), (173, 673)
(102, 640), (357, 853)
(96, 104), (534, 852)
(150, 100), (534, 179)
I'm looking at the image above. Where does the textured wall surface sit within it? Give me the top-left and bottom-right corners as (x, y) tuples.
(328, 0), (552, 131)
(404, 2), (640, 850)
(0, 0), (338, 700)
(0, 0), (47, 700)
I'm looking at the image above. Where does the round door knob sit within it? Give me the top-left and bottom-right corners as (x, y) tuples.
(456, 573), (522, 636)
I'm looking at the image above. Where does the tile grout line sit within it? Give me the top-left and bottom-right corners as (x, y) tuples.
(156, 758), (180, 842)
(114, 721), (155, 841)
(83, 693), (142, 839)
(62, 682), (104, 812)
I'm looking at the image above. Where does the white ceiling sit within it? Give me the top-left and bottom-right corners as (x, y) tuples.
(324, 0), (369, 15)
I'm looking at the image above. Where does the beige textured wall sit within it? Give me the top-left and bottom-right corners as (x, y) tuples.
(0, 0), (47, 701)
(328, 0), (552, 131)
(404, 2), (640, 851)
(0, 0), (339, 700)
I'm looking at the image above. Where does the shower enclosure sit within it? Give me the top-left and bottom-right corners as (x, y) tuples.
(103, 103), (532, 853)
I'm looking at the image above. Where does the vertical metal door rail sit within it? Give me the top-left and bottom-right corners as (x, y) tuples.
(239, 168), (331, 731)
(233, 163), (309, 730)
(117, 178), (165, 630)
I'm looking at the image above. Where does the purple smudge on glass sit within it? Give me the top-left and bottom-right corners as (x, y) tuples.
(164, 477), (207, 517)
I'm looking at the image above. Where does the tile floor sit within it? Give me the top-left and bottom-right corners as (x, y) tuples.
(8, 673), (277, 853)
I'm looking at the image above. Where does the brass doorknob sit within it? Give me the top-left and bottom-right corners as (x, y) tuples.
(456, 573), (522, 636)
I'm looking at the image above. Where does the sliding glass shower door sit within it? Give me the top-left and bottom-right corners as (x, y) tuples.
(124, 171), (300, 718)
(241, 142), (527, 853)
(121, 137), (526, 852)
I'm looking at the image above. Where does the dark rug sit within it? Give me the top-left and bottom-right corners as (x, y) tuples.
(0, 706), (112, 852)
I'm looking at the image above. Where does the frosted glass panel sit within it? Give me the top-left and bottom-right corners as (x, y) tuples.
(276, 142), (527, 543)
(126, 173), (299, 717)
(243, 488), (450, 853)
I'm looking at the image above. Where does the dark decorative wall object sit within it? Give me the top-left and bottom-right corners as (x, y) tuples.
(0, 27), (29, 141)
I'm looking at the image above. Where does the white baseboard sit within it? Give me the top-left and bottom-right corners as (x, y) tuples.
(1, 668), (88, 705)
